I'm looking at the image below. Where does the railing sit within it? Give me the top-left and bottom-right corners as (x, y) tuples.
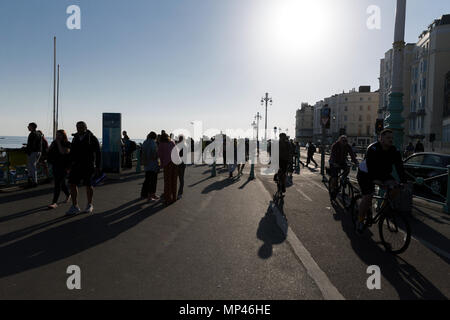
(403, 163), (450, 214)
(0, 148), (50, 187)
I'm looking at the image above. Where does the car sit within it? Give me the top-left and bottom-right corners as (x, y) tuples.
(404, 152), (450, 203)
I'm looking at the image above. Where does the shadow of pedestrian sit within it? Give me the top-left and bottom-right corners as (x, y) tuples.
(0, 206), (48, 223)
(201, 177), (239, 194)
(331, 201), (447, 300)
(0, 198), (165, 279)
(256, 206), (287, 259)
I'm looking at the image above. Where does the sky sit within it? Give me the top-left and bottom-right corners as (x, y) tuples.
(1, 0), (449, 139)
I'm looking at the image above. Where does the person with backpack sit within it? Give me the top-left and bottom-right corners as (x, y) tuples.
(25, 122), (42, 187)
(37, 130), (50, 181)
(306, 141), (318, 168)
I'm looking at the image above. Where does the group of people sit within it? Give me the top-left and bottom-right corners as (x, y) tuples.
(141, 131), (186, 206)
(25, 121), (101, 215)
(404, 140), (425, 158)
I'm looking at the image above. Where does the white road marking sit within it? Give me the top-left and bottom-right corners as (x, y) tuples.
(309, 180), (329, 192)
(295, 187), (313, 202)
(256, 179), (345, 300)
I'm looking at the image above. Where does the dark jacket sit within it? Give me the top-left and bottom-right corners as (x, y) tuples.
(26, 131), (42, 155)
(48, 141), (71, 169)
(70, 130), (101, 169)
(365, 141), (407, 183)
(330, 142), (357, 166)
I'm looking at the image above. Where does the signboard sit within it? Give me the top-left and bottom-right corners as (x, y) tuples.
(102, 113), (122, 174)
(321, 106), (331, 129)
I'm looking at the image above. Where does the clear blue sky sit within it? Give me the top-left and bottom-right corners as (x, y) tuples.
(1, 0), (449, 139)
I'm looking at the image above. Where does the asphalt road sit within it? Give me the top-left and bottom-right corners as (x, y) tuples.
(0, 163), (448, 300)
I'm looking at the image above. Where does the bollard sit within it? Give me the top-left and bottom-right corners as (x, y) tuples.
(249, 163), (255, 180)
(211, 161), (216, 177)
(445, 165), (450, 214)
(136, 148), (141, 174)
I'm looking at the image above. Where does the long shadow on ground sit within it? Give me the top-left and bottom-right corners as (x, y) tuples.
(331, 201), (447, 300)
(0, 198), (165, 278)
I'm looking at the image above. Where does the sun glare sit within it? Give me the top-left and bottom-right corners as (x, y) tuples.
(266, 0), (333, 57)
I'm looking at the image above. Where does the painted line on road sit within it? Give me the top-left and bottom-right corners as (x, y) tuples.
(256, 179), (345, 300)
(295, 187), (313, 202)
(309, 180), (328, 192)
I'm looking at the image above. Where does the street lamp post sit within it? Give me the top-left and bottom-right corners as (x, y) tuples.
(261, 93), (273, 141)
(255, 112), (262, 154)
(385, 0), (407, 150)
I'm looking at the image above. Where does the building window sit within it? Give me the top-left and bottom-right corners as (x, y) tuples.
(344, 116), (348, 121)
(360, 106), (363, 111)
(367, 115), (371, 122)
(360, 98), (363, 101)
(359, 115), (363, 121)
(366, 125), (371, 135)
(444, 125), (450, 143)
(368, 105), (371, 111)
(344, 106), (348, 111)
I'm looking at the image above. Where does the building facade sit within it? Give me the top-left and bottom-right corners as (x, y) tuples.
(295, 103), (314, 145)
(312, 87), (379, 147)
(379, 14), (450, 153)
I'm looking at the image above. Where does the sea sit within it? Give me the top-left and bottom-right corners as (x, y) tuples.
(0, 136), (145, 150)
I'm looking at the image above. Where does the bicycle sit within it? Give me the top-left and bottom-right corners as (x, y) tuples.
(349, 182), (412, 255)
(328, 163), (355, 209)
(273, 169), (286, 215)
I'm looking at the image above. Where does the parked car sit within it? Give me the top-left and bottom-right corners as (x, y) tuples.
(404, 153), (450, 202)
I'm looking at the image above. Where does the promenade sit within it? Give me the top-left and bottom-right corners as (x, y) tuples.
(0, 160), (449, 300)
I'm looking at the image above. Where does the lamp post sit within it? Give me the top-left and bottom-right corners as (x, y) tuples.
(385, 0), (407, 150)
(261, 93), (273, 141)
(255, 112), (262, 154)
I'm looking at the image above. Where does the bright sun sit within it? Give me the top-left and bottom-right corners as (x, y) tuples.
(266, 0), (333, 57)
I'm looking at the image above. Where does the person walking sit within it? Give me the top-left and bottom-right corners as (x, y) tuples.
(228, 138), (238, 178)
(294, 141), (305, 169)
(405, 142), (415, 158)
(66, 121), (101, 215)
(25, 123), (42, 188)
(176, 135), (187, 199)
(141, 132), (159, 201)
(157, 132), (178, 205)
(306, 141), (318, 168)
(47, 130), (71, 209)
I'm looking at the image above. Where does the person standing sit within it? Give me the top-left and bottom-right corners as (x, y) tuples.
(415, 140), (425, 153)
(141, 132), (159, 201)
(37, 130), (50, 181)
(157, 132), (177, 205)
(306, 141), (318, 168)
(25, 123), (42, 188)
(47, 130), (71, 209)
(66, 121), (101, 215)
(176, 135), (187, 199)
(122, 131), (133, 169)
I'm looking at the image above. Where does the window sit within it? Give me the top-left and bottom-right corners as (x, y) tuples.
(368, 105), (371, 111)
(423, 155), (443, 167)
(406, 155), (424, 165)
(344, 106), (348, 111)
(367, 115), (371, 122)
(360, 106), (363, 111)
(366, 125), (371, 135)
(359, 115), (363, 121)
(360, 98), (363, 101)
(423, 60), (427, 73)
(344, 116), (348, 121)
(444, 125), (450, 143)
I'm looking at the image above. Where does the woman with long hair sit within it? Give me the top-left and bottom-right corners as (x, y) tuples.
(47, 129), (71, 209)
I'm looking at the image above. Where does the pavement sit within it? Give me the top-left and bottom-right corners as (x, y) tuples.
(0, 159), (449, 300)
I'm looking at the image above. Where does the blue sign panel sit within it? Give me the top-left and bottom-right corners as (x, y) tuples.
(102, 113), (122, 173)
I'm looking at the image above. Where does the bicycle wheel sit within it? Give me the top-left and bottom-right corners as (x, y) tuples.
(329, 177), (337, 201)
(342, 181), (354, 209)
(379, 211), (411, 254)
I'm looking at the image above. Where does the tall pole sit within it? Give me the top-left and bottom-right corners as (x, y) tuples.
(53, 36), (57, 140)
(385, 0), (406, 150)
(56, 64), (60, 133)
(255, 112), (262, 155)
(261, 93), (272, 141)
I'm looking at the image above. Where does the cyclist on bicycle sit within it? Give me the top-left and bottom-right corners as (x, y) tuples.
(275, 133), (291, 193)
(329, 135), (359, 200)
(356, 129), (407, 234)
